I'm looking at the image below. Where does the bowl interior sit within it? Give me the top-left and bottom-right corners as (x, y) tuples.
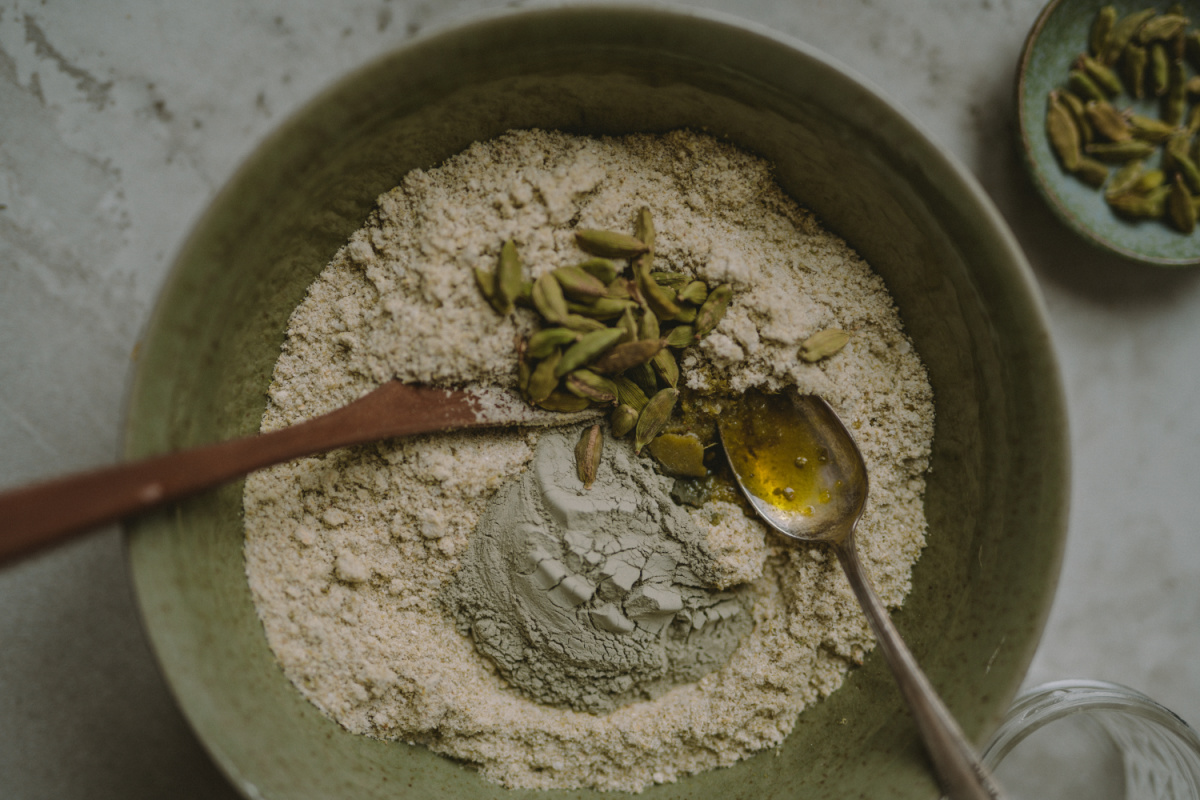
(1017, 0), (1200, 266)
(124, 7), (1067, 800)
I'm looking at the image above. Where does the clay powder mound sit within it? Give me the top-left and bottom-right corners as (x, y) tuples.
(242, 129), (934, 792)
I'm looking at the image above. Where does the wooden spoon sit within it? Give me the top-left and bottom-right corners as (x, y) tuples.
(0, 382), (596, 566)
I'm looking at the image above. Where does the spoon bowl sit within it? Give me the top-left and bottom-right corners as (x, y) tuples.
(719, 389), (1003, 800)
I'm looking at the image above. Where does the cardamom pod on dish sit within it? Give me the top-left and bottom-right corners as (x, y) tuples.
(1086, 140), (1157, 162)
(1091, 5), (1117, 58)
(1169, 174), (1198, 232)
(1047, 91), (1082, 170)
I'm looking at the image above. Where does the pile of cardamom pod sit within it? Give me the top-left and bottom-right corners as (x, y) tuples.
(1045, 4), (1200, 232)
(473, 208), (732, 487)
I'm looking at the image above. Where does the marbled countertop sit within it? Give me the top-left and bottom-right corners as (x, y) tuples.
(2, 1), (1198, 797)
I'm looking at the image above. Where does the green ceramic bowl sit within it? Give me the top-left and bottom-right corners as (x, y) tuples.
(124, 6), (1068, 799)
(1018, 0), (1200, 265)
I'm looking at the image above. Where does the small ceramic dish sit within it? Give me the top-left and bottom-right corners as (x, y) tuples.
(1017, 0), (1200, 265)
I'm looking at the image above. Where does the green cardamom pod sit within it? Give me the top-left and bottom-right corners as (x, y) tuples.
(527, 327), (580, 359)
(1108, 185), (1169, 217)
(528, 349), (562, 403)
(1084, 100), (1131, 141)
(1169, 174), (1197, 232)
(616, 306), (638, 344)
(1165, 130), (1191, 172)
(672, 305), (698, 324)
(578, 257), (620, 284)
(1149, 42), (1169, 96)
(1134, 168), (1166, 192)
(560, 314), (608, 333)
(605, 278), (632, 299)
(575, 424), (603, 489)
(634, 207), (655, 252)
(1105, 159), (1146, 198)
(556, 328), (625, 377)
(574, 229), (649, 259)
(1077, 54), (1123, 96)
(553, 265), (609, 300)
(1103, 9), (1158, 64)
(611, 404), (639, 438)
(1068, 69), (1107, 102)
(1138, 14), (1188, 44)
(677, 280), (709, 305)
(650, 270), (689, 288)
(1174, 154), (1200, 195)
(496, 239), (524, 313)
(536, 389), (593, 413)
(532, 272), (569, 324)
(1060, 90), (1094, 145)
(1122, 43), (1149, 98)
(1086, 140), (1156, 162)
(799, 329), (851, 362)
(566, 296), (637, 320)
(1164, 59), (1187, 126)
(473, 266), (506, 315)
(664, 325), (695, 348)
(651, 348), (679, 388)
(1047, 91), (1082, 171)
(611, 375), (649, 412)
(589, 338), (665, 375)
(634, 259), (681, 320)
(1073, 156), (1110, 188)
(1128, 112), (1175, 142)
(639, 306), (660, 341)
(565, 369), (619, 405)
(693, 283), (733, 339)
(634, 388), (678, 454)
(1091, 6), (1117, 58)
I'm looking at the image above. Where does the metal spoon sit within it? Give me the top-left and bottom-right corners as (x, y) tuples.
(718, 389), (1002, 800)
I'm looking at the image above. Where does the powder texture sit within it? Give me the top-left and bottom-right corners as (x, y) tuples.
(243, 129), (935, 792)
(443, 426), (752, 714)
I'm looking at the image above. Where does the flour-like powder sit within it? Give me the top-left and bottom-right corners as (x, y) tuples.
(243, 129), (935, 792)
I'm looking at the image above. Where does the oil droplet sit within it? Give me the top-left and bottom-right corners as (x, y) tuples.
(816, 446), (829, 464)
(794, 456), (808, 468)
(818, 490), (832, 504)
(783, 487), (795, 500)
(800, 506), (815, 516)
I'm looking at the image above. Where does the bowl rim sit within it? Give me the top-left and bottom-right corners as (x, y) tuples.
(121, 3), (1070, 797)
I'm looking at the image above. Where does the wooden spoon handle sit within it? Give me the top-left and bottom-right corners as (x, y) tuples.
(0, 383), (488, 565)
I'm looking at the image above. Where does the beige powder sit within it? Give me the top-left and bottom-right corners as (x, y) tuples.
(243, 129), (934, 792)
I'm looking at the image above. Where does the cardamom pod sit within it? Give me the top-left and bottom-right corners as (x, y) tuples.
(1108, 185), (1169, 217)
(1073, 156), (1110, 188)
(1086, 140), (1156, 162)
(646, 432), (707, 478)
(1165, 130), (1191, 172)
(1047, 91), (1082, 171)
(553, 265), (609, 300)
(473, 266), (506, 315)
(565, 369), (619, 405)
(1175, 154), (1200, 195)
(639, 306), (660, 340)
(528, 349), (562, 403)
(634, 207), (655, 251)
(611, 404), (639, 438)
(1105, 159), (1146, 198)
(556, 328), (625, 376)
(536, 389), (593, 413)
(1128, 112), (1175, 142)
(1060, 90), (1094, 144)
(605, 278), (632, 299)
(649, 270), (689, 288)
(1138, 13), (1188, 44)
(664, 325), (695, 348)
(1084, 100), (1131, 141)
(575, 424), (603, 489)
(616, 306), (638, 344)
(611, 375), (649, 412)
(1091, 6), (1117, 58)
(574, 229), (649, 259)
(1068, 69), (1107, 102)
(578, 257), (620, 284)
(1122, 43), (1149, 98)
(566, 296), (637, 320)
(1077, 54), (1124, 96)
(532, 272), (569, 323)
(677, 280), (709, 305)
(528, 327), (580, 359)
(634, 260), (681, 320)
(560, 314), (609, 333)
(1150, 42), (1169, 96)
(589, 338), (665, 374)
(693, 283), (733, 339)
(651, 348), (679, 388)
(634, 387), (678, 454)
(798, 328), (851, 362)
(672, 305), (698, 324)
(496, 239), (524, 312)
(1164, 58), (1187, 126)
(1169, 174), (1197, 232)
(1134, 168), (1166, 192)
(1103, 9), (1158, 64)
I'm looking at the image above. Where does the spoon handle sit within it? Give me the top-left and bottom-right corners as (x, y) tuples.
(835, 540), (1004, 800)
(0, 383), (489, 566)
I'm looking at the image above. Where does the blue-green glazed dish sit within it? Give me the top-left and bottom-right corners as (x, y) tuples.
(1018, 0), (1200, 265)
